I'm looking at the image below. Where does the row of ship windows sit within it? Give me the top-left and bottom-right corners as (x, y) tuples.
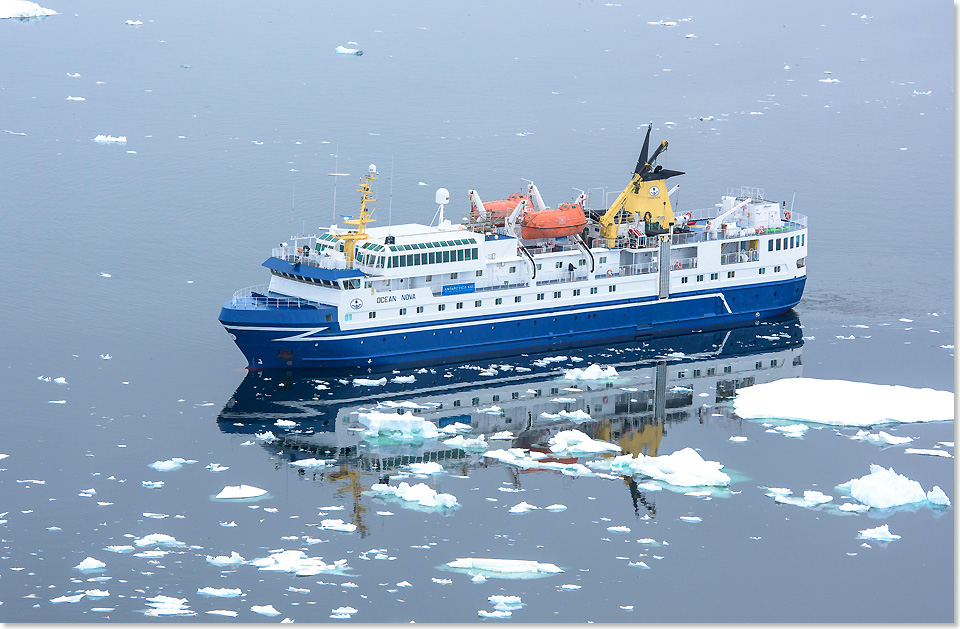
(769, 234), (804, 251)
(679, 266), (784, 283)
(357, 247), (480, 269)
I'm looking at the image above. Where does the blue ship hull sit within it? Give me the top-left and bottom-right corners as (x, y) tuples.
(219, 276), (806, 371)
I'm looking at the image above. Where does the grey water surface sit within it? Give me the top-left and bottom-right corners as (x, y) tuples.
(0, 0), (954, 623)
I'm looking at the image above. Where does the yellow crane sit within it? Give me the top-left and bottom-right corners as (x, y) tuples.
(598, 124), (685, 246)
(340, 165), (378, 263)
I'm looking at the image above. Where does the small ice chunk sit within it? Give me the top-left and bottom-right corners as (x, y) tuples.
(851, 430), (913, 446)
(134, 533), (185, 547)
(144, 595), (193, 617)
(365, 481), (458, 510)
(729, 436), (748, 442)
(490, 431), (514, 440)
(289, 458), (332, 469)
(51, 593), (86, 603)
(215, 484), (268, 499)
(206, 551), (245, 567)
(927, 486), (951, 506)
(904, 448), (952, 458)
(590, 447), (729, 486)
(74, 557), (105, 571)
(275, 419), (297, 427)
(197, 587), (242, 598)
(679, 516), (702, 523)
(508, 501), (539, 513)
(93, 134), (127, 144)
(544, 504), (567, 511)
(563, 364), (619, 380)
(357, 410), (439, 441)
(251, 604), (281, 616)
(142, 480), (164, 489)
(607, 525), (631, 533)
(548, 429), (620, 455)
(353, 377), (386, 386)
(391, 375), (416, 383)
(406, 461), (443, 475)
(478, 609), (511, 618)
(207, 610), (238, 617)
(858, 524), (900, 542)
(334, 45), (363, 56)
(319, 518), (357, 533)
(85, 589), (109, 598)
(206, 463), (229, 472)
(839, 503), (870, 513)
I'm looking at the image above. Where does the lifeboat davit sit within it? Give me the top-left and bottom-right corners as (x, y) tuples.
(520, 202), (586, 239)
(470, 193), (530, 226)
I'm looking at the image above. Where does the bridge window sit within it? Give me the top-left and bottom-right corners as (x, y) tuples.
(768, 240), (774, 252)
(399, 308), (407, 315)
(776, 239), (781, 251)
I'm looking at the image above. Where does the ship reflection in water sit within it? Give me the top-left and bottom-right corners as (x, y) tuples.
(217, 313), (803, 534)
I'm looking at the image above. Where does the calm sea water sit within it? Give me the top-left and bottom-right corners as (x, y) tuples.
(0, 0), (953, 623)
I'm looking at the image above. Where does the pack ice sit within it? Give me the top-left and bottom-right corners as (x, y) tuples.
(733, 378), (954, 426)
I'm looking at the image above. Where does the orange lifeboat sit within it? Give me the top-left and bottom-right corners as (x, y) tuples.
(469, 193), (529, 226)
(520, 202), (586, 239)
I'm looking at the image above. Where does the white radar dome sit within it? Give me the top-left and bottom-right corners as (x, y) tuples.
(435, 188), (450, 204)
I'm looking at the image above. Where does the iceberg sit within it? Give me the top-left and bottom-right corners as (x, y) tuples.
(215, 484), (268, 499)
(589, 447), (730, 487)
(836, 464), (927, 509)
(927, 486), (951, 506)
(366, 481), (458, 510)
(733, 378), (954, 426)
(357, 410), (439, 441)
(858, 524), (901, 542)
(0, 0), (57, 19)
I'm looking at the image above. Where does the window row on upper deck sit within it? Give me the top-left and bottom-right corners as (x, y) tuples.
(356, 246), (480, 269)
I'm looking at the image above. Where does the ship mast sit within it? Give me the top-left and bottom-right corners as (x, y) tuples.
(341, 164), (378, 264)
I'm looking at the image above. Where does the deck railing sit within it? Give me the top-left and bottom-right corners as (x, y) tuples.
(231, 284), (320, 308)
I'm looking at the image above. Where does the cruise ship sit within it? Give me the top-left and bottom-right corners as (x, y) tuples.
(219, 125), (807, 370)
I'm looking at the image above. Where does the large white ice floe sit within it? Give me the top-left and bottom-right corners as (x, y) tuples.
(134, 533), (185, 547)
(356, 410), (439, 441)
(248, 549), (348, 576)
(733, 378), (954, 426)
(858, 523), (901, 542)
(215, 484), (268, 500)
(837, 464), (950, 510)
(548, 429), (620, 455)
(148, 457), (196, 472)
(562, 364), (619, 380)
(445, 557), (563, 578)
(406, 461), (444, 475)
(588, 447), (730, 487)
(365, 481), (458, 511)
(0, 0), (57, 19)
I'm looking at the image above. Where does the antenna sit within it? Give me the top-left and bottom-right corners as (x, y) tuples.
(327, 144), (350, 225)
(388, 155), (394, 227)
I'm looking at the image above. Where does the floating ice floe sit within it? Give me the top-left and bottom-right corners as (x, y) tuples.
(680, 515), (702, 523)
(733, 378), (954, 426)
(74, 557), (105, 572)
(357, 410), (439, 442)
(197, 587), (242, 598)
(589, 447), (730, 487)
(289, 458), (332, 469)
(729, 436), (748, 442)
(135, 533), (185, 548)
(206, 551), (245, 567)
(478, 609), (512, 618)
(248, 549), (348, 576)
(319, 518), (357, 533)
(365, 481), (458, 511)
(148, 457), (196, 472)
(904, 448), (952, 458)
(66, 95), (84, 101)
(255, 430), (278, 442)
(858, 524), (900, 542)
(207, 610), (238, 617)
(406, 461), (443, 475)
(51, 593), (85, 603)
(85, 589), (109, 598)
(144, 595), (194, 617)
(850, 430), (912, 446)
(275, 419), (297, 427)
(508, 501), (539, 513)
(445, 557), (562, 578)
(837, 464), (949, 510)
(490, 430), (514, 440)
(104, 545), (134, 553)
(335, 45), (363, 56)
(769, 424), (808, 438)
(353, 377), (386, 386)
(562, 364), (618, 380)
(540, 409), (592, 423)
(251, 604), (281, 616)
(206, 463), (229, 472)
(142, 480), (164, 489)
(215, 484), (268, 500)
(607, 525), (631, 533)
(765, 488), (833, 508)
(484, 448), (604, 477)
(548, 429), (620, 455)
(442, 433), (487, 450)
(0, 0), (57, 19)
(93, 134), (127, 144)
